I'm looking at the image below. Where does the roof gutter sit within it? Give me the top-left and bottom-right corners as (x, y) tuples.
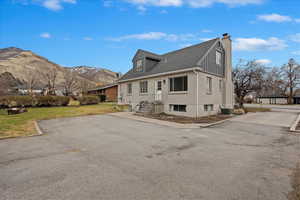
(118, 67), (202, 83)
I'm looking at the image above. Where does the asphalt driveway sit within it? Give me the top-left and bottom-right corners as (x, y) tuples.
(0, 112), (300, 200)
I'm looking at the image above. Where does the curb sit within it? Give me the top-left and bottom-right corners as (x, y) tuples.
(109, 112), (235, 129)
(34, 120), (44, 135)
(199, 117), (233, 128)
(290, 114), (300, 134)
(0, 121), (44, 140)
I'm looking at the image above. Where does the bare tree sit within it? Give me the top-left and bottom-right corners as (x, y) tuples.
(261, 67), (286, 97)
(63, 70), (77, 96)
(281, 58), (300, 104)
(78, 79), (90, 95)
(25, 67), (40, 95)
(0, 79), (9, 96)
(233, 60), (266, 107)
(43, 68), (58, 95)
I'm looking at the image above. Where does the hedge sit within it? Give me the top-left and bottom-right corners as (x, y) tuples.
(0, 96), (70, 108)
(77, 95), (100, 105)
(35, 96), (70, 107)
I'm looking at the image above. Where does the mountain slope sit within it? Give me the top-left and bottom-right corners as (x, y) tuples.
(0, 47), (118, 90)
(67, 66), (119, 85)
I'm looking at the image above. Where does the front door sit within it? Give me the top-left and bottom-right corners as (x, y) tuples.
(155, 80), (162, 101)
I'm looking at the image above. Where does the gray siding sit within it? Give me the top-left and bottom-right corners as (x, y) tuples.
(200, 41), (225, 76)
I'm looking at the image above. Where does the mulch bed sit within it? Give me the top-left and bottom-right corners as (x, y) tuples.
(135, 112), (233, 124)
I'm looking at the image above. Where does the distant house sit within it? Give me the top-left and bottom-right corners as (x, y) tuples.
(117, 34), (234, 117)
(257, 95), (288, 104)
(258, 89), (300, 104)
(88, 83), (118, 102)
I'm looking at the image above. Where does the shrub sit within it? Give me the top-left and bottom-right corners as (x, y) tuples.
(78, 95), (99, 105)
(0, 96), (34, 108)
(36, 96), (70, 107)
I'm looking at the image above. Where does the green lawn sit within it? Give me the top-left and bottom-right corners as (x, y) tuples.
(0, 103), (126, 139)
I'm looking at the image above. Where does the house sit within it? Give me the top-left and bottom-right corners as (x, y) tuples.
(257, 95), (288, 104)
(117, 33), (234, 117)
(257, 89), (300, 104)
(88, 83), (118, 102)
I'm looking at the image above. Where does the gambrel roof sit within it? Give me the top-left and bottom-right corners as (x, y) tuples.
(119, 38), (219, 82)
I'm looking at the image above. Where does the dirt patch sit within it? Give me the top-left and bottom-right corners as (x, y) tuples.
(135, 113), (232, 124)
(288, 163), (300, 200)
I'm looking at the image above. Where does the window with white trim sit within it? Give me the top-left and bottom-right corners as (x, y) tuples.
(127, 83), (132, 95)
(135, 59), (143, 72)
(139, 81), (148, 93)
(204, 104), (214, 111)
(169, 104), (187, 112)
(207, 77), (212, 94)
(219, 80), (223, 92)
(169, 76), (188, 92)
(216, 51), (221, 65)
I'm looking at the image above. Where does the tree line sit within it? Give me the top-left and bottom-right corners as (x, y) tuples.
(233, 58), (300, 107)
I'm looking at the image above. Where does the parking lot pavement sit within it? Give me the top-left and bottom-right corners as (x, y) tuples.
(0, 114), (300, 200)
(230, 111), (298, 128)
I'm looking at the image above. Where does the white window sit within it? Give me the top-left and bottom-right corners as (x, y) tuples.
(216, 51), (221, 65)
(169, 104), (187, 112)
(136, 59), (143, 72)
(127, 83), (132, 95)
(219, 80), (223, 91)
(206, 77), (212, 94)
(204, 104), (214, 111)
(139, 81), (148, 93)
(169, 76), (188, 92)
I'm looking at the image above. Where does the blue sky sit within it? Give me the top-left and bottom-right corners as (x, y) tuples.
(1, 0), (300, 73)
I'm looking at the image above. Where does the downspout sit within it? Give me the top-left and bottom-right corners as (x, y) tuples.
(193, 70), (199, 118)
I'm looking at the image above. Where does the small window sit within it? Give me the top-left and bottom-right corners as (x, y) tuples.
(207, 77), (212, 94)
(170, 104), (186, 112)
(139, 81), (148, 93)
(169, 76), (188, 92)
(204, 104), (214, 112)
(219, 80), (222, 91)
(216, 51), (221, 65)
(135, 59), (143, 72)
(157, 81), (162, 91)
(127, 83), (132, 95)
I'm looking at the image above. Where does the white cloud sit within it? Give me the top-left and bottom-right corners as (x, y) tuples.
(12, 0), (75, 10)
(180, 43), (193, 48)
(254, 59), (272, 65)
(83, 37), (93, 41)
(201, 29), (212, 33)
(289, 33), (300, 43)
(40, 32), (51, 38)
(187, 0), (263, 8)
(257, 13), (292, 23)
(108, 32), (200, 42)
(199, 37), (213, 41)
(137, 5), (147, 13)
(160, 9), (168, 14)
(233, 37), (287, 51)
(292, 51), (300, 56)
(295, 19), (300, 23)
(103, 0), (113, 7)
(125, 0), (182, 7)
(124, 0), (263, 8)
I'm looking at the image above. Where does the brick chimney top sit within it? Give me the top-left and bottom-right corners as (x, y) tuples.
(222, 33), (230, 39)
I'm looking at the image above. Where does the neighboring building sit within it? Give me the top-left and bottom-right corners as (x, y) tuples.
(118, 34), (234, 117)
(257, 89), (300, 104)
(257, 96), (288, 104)
(88, 83), (118, 102)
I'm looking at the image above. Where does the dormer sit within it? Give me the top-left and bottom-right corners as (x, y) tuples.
(132, 49), (161, 73)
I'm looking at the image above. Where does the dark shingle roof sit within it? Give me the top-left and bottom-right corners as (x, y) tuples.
(88, 83), (118, 91)
(119, 38), (219, 81)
